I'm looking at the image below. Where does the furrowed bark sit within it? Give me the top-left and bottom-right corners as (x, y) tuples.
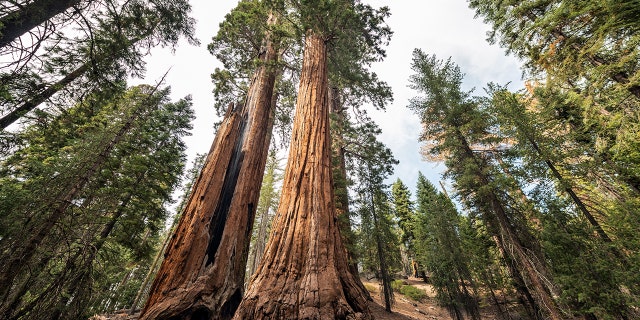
(139, 14), (279, 320)
(247, 86), (278, 279)
(232, 31), (371, 320)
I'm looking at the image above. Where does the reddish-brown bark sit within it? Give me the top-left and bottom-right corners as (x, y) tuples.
(232, 31), (371, 320)
(139, 17), (279, 319)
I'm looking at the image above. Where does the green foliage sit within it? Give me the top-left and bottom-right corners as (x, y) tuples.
(349, 116), (399, 311)
(399, 285), (427, 302)
(247, 149), (283, 277)
(408, 50), (568, 319)
(391, 179), (414, 248)
(391, 280), (427, 301)
(364, 283), (379, 293)
(469, 0), (640, 215)
(390, 279), (405, 291)
(208, 0), (393, 146)
(408, 33), (640, 317)
(483, 65), (640, 318)
(208, 0), (299, 146)
(0, 85), (193, 319)
(1, 0), (197, 129)
(208, 0), (275, 112)
(412, 173), (481, 319)
(539, 198), (632, 319)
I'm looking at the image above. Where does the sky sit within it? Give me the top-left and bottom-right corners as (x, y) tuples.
(133, 0), (524, 199)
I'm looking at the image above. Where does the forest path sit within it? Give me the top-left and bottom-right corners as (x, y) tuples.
(364, 277), (504, 320)
(93, 277), (504, 319)
(363, 277), (450, 320)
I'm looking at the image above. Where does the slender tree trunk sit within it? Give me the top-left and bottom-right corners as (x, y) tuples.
(49, 169), (151, 320)
(494, 155), (542, 231)
(139, 14), (280, 320)
(130, 223), (174, 314)
(527, 137), (614, 243)
(455, 130), (563, 320)
(0, 193), (97, 318)
(491, 235), (540, 320)
(369, 190), (392, 313)
(247, 106), (278, 279)
(482, 270), (509, 320)
(0, 0), (82, 49)
(247, 151), (279, 279)
(232, 31), (371, 320)
(486, 195), (561, 320)
(248, 203), (271, 278)
(0, 63), (88, 130)
(0, 29), (154, 130)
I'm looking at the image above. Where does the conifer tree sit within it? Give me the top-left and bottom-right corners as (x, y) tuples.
(349, 118), (399, 313)
(484, 84), (639, 317)
(413, 173), (480, 320)
(246, 149), (282, 278)
(0, 84), (193, 319)
(0, 0), (197, 130)
(130, 153), (208, 314)
(390, 178), (415, 276)
(468, 0), (640, 197)
(139, 2), (282, 317)
(233, 1), (391, 318)
(408, 50), (564, 320)
(468, 0), (640, 98)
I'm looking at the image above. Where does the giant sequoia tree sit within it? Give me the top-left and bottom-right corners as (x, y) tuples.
(234, 30), (371, 320)
(232, 3), (383, 319)
(139, 4), (281, 319)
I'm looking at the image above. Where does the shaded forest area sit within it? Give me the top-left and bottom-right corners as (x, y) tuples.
(1, 0), (639, 319)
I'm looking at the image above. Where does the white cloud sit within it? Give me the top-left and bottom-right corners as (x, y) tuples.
(364, 0), (523, 195)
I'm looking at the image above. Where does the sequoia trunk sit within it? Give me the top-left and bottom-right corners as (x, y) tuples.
(232, 31), (371, 320)
(139, 15), (279, 319)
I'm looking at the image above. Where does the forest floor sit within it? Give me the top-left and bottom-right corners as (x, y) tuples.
(93, 277), (507, 319)
(364, 277), (503, 320)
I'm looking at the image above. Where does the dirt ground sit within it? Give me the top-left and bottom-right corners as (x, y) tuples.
(93, 277), (504, 319)
(365, 277), (502, 320)
(364, 277), (450, 320)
